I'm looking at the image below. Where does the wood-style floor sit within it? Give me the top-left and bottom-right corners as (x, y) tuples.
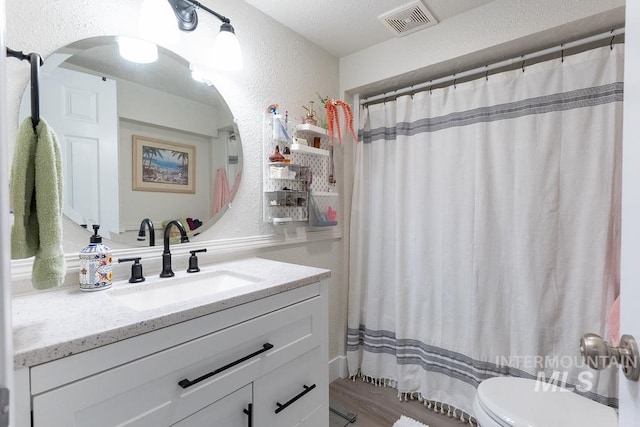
(329, 377), (469, 427)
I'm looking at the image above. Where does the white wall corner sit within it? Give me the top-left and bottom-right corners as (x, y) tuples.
(329, 354), (348, 383)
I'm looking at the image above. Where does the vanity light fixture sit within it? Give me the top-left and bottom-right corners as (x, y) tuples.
(167, 0), (243, 71)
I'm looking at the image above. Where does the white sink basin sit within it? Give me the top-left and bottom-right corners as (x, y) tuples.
(109, 270), (262, 311)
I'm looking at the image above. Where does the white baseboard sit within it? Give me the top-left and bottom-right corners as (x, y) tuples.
(329, 355), (348, 383)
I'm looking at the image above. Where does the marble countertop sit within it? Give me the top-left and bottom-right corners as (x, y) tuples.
(12, 257), (330, 368)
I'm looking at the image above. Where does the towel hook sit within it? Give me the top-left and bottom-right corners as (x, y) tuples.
(30, 53), (42, 131)
(6, 47), (43, 132)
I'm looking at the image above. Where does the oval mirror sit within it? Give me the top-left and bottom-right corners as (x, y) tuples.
(18, 36), (242, 247)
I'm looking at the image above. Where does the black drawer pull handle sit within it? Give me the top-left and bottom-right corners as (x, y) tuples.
(275, 383), (316, 414)
(243, 403), (253, 427)
(178, 343), (274, 389)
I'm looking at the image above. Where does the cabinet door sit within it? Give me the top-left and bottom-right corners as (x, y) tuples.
(253, 347), (327, 427)
(172, 384), (252, 427)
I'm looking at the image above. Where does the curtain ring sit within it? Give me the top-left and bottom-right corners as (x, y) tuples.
(521, 60), (525, 72)
(485, 65), (489, 81)
(610, 35), (615, 50)
(453, 79), (457, 89)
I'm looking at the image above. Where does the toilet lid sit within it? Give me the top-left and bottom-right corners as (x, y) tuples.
(477, 377), (617, 427)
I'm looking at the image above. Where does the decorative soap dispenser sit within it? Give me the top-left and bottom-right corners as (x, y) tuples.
(79, 224), (113, 291)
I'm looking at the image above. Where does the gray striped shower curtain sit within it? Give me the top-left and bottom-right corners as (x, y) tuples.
(347, 45), (623, 416)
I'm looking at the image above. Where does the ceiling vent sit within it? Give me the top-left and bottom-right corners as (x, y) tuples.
(378, 1), (438, 37)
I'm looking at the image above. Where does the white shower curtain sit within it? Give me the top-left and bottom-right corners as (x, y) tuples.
(347, 45), (623, 417)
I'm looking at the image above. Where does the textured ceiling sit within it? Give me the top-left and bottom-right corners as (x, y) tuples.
(242, 0), (496, 58)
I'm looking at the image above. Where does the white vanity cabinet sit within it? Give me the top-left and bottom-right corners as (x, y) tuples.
(18, 279), (329, 427)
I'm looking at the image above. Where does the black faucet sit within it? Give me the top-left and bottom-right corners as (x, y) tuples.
(137, 218), (155, 246)
(160, 220), (190, 278)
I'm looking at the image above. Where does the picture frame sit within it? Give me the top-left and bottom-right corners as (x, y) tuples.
(132, 135), (196, 194)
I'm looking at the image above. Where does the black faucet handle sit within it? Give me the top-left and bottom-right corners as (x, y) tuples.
(187, 249), (207, 273)
(118, 257), (145, 283)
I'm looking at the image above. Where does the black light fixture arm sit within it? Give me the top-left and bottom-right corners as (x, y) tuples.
(185, 0), (229, 23)
(167, 0), (232, 32)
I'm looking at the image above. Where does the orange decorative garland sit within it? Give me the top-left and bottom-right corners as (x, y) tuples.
(325, 99), (358, 145)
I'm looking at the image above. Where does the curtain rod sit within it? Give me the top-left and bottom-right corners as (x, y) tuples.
(361, 28), (625, 106)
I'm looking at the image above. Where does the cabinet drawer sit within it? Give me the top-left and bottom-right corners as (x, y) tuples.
(254, 347), (327, 427)
(32, 296), (321, 427)
(30, 284), (320, 395)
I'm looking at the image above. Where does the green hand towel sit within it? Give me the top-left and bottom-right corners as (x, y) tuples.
(10, 117), (66, 289)
(33, 118), (66, 289)
(10, 118), (39, 259)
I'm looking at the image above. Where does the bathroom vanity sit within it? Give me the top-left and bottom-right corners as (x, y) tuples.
(11, 258), (330, 426)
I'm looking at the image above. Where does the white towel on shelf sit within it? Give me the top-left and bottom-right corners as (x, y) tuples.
(392, 415), (429, 427)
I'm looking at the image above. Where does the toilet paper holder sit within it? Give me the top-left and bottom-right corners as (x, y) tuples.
(580, 333), (640, 381)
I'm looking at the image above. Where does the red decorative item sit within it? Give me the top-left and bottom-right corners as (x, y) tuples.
(325, 99), (358, 145)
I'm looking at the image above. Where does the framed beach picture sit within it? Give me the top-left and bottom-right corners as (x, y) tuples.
(132, 135), (196, 194)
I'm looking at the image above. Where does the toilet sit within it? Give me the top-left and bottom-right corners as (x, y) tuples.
(472, 377), (617, 427)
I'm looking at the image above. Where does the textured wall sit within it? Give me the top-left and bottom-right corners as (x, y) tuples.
(5, 1), (345, 359)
